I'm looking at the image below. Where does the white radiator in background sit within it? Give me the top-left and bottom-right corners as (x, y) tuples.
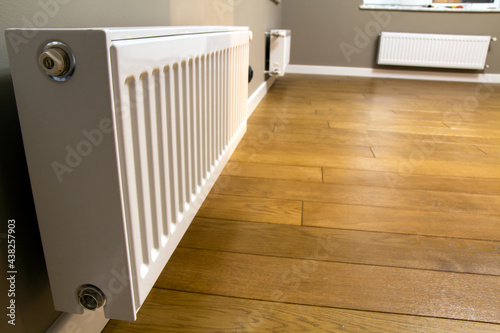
(378, 32), (492, 70)
(268, 29), (291, 76)
(6, 26), (250, 321)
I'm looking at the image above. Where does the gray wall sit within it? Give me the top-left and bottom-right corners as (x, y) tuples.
(234, 0), (282, 94)
(0, 1), (281, 332)
(169, 0), (282, 95)
(282, 0), (500, 73)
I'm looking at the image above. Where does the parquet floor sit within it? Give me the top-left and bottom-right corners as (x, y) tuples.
(104, 75), (500, 332)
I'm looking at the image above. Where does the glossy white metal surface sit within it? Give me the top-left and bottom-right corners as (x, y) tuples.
(6, 26), (249, 321)
(378, 32), (491, 70)
(269, 29), (291, 76)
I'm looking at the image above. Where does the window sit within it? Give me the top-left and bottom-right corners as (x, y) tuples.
(362, 0), (500, 11)
(364, 0), (429, 4)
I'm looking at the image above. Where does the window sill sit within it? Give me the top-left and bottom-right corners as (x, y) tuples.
(360, 4), (500, 12)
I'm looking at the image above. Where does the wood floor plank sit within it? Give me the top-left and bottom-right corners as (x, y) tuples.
(372, 145), (500, 165)
(250, 114), (451, 131)
(443, 120), (500, 132)
(232, 143), (500, 178)
(243, 130), (483, 154)
(329, 117), (448, 130)
(477, 144), (500, 155)
(360, 127), (500, 147)
(310, 92), (368, 101)
(327, 121), (500, 139)
(157, 248), (500, 324)
(259, 97), (311, 107)
(248, 123), (500, 146)
(314, 100), (448, 111)
(197, 194), (302, 225)
(253, 105), (317, 116)
(316, 104), (400, 114)
(221, 161), (323, 182)
(317, 111), (445, 124)
(314, 106), (399, 116)
(236, 139), (373, 158)
(302, 201), (500, 241)
(104, 289), (500, 333)
(210, 176), (500, 216)
(392, 108), (499, 125)
(318, 108), (448, 123)
(323, 167), (500, 195)
(181, 218), (500, 276)
(252, 105), (492, 129)
(249, 117), (329, 132)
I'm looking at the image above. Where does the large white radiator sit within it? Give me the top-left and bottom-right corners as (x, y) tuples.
(6, 26), (250, 321)
(378, 32), (492, 70)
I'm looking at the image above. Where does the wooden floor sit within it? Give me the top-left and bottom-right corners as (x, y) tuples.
(104, 75), (500, 332)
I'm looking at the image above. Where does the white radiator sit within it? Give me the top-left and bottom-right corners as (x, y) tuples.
(378, 32), (492, 70)
(6, 26), (250, 321)
(268, 29), (291, 76)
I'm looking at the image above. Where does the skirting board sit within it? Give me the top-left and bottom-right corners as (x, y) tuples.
(46, 308), (109, 333)
(247, 75), (278, 117)
(287, 64), (500, 84)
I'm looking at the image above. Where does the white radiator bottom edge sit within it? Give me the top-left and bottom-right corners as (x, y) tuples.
(46, 309), (109, 333)
(286, 65), (500, 84)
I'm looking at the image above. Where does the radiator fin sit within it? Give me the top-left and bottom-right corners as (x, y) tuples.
(113, 39), (248, 301)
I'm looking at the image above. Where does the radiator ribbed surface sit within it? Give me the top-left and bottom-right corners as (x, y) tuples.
(6, 26), (250, 321)
(378, 32), (491, 70)
(119, 48), (247, 273)
(111, 32), (249, 307)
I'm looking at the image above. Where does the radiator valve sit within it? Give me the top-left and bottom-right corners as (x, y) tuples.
(77, 285), (106, 311)
(38, 41), (76, 81)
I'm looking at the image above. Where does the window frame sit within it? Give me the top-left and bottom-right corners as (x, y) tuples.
(361, 0), (500, 11)
(364, 0), (430, 5)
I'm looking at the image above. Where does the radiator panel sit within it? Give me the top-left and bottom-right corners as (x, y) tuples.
(269, 29), (291, 76)
(378, 32), (491, 70)
(111, 32), (249, 313)
(6, 27), (249, 321)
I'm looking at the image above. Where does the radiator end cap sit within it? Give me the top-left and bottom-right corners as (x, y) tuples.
(77, 284), (106, 311)
(38, 41), (76, 82)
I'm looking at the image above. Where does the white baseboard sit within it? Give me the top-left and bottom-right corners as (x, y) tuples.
(247, 76), (278, 117)
(287, 64), (500, 83)
(46, 309), (109, 333)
